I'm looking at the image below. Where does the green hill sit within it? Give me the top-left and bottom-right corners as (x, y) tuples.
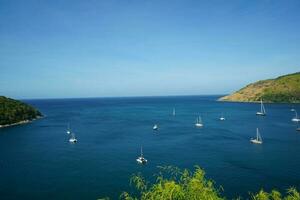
(219, 72), (300, 103)
(0, 96), (42, 127)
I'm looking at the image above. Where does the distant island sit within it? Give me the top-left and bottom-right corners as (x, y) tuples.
(0, 96), (42, 128)
(219, 72), (300, 103)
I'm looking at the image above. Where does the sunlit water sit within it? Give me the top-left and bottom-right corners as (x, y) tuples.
(0, 96), (299, 199)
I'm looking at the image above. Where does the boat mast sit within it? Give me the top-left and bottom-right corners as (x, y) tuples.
(141, 146), (143, 157)
(261, 99), (266, 114)
(257, 128), (262, 142)
(291, 109), (298, 119)
(259, 133), (262, 142)
(199, 116), (202, 124)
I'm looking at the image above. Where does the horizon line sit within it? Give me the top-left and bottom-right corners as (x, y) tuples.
(20, 94), (227, 101)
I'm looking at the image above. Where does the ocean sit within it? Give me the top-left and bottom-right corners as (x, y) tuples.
(0, 95), (299, 199)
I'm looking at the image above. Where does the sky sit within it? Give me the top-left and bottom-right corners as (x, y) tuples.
(0, 0), (300, 99)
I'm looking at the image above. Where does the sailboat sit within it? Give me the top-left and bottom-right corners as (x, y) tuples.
(136, 146), (147, 164)
(66, 123), (71, 134)
(69, 133), (77, 143)
(173, 108), (176, 116)
(195, 116), (203, 127)
(291, 109), (300, 122)
(250, 128), (263, 144)
(219, 113), (225, 121)
(256, 99), (266, 116)
(153, 124), (158, 130)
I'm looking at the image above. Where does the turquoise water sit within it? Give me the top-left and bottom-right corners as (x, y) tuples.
(0, 96), (300, 199)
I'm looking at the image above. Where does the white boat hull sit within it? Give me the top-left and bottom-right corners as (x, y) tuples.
(220, 117), (225, 121)
(69, 138), (77, 143)
(136, 157), (147, 164)
(256, 112), (266, 116)
(250, 139), (262, 144)
(195, 123), (203, 127)
(292, 118), (300, 122)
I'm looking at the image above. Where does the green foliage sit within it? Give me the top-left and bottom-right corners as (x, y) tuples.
(221, 72), (300, 103)
(120, 166), (224, 200)
(261, 92), (298, 103)
(118, 166), (300, 200)
(260, 72), (300, 103)
(0, 96), (42, 125)
(250, 188), (300, 200)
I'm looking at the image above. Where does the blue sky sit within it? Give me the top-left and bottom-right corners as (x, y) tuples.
(0, 0), (299, 99)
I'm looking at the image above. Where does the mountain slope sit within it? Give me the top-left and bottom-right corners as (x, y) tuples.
(0, 96), (42, 127)
(219, 72), (300, 103)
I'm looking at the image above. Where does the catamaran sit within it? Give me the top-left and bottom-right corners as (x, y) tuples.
(153, 124), (158, 130)
(173, 108), (176, 116)
(219, 113), (225, 121)
(291, 109), (300, 122)
(66, 123), (71, 134)
(69, 133), (77, 143)
(256, 99), (266, 116)
(136, 146), (147, 164)
(250, 128), (263, 144)
(195, 116), (203, 127)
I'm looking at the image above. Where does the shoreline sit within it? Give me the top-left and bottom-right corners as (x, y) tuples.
(0, 116), (43, 128)
(218, 99), (300, 104)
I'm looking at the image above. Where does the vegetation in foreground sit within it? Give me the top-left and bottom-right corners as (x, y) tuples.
(219, 72), (300, 103)
(0, 96), (42, 126)
(99, 166), (300, 200)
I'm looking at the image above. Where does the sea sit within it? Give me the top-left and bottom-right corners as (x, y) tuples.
(0, 95), (299, 199)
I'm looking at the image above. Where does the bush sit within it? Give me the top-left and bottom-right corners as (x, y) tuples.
(114, 166), (300, 200)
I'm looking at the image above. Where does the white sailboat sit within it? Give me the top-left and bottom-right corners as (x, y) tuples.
(69, 133), (77, 143)
(66, 123), (71, 134)
(195, 116), (203, 127)
(291, 109), (300, 122)
(219, 113), (225, 121)
(153, 124), (158, 130)
(136, 146), (147, 164)
(250, 128), (263, 144)
(256, 99), (266, 116)
(173, 108), (176, 116)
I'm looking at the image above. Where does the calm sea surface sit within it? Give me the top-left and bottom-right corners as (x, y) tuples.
(0, 96), (300, 199)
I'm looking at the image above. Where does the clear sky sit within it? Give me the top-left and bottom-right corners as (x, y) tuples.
(0, 0), (299, 99)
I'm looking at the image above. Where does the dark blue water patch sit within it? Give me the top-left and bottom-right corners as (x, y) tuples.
(0, 96), (300, 200)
